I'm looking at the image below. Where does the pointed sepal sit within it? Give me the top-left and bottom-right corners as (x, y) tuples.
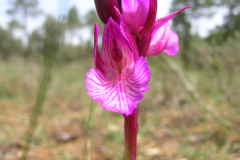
(154, 6), (192, 29)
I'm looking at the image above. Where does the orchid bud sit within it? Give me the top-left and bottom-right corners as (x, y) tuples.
(94, 0), (120, 24)
(122, 0), (157, 35)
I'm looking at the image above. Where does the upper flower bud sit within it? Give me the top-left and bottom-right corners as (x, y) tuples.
(122, 0), (157, 35)
(94, 0), (120, 24)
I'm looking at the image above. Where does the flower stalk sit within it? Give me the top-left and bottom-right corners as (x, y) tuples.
(124, 108), (138, 160)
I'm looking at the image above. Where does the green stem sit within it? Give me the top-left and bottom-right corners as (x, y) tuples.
(82, 99), (94, 160)
(21, 44), (56, 160)
(20, 20), (62, 160)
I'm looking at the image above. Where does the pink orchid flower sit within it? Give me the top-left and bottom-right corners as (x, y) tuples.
(137, 6), (192, 57)
(91, 2), (193, 159)
(146, 22), (179, 56)
(85, 17), (150, 116)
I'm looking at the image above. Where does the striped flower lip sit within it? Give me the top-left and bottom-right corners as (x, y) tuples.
(85, 17), (151, 116)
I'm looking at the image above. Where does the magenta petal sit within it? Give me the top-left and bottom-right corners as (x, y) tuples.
(94, 23), (105, 71)
(85, 57), (150, 116)
(102, 17), (125, 46)
(101, 35), (134, 73)
(163, 31), (179, 56)
(122, 0), (150, 34)
(120, 16), (139, 61)
(101, 18), (135, 73)
(128, 56), (150, 94)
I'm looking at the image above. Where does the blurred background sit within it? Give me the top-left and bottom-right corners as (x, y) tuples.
(0, 0), (240, 159)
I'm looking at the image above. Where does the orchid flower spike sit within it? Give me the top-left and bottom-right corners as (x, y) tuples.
(85, 17), (151, 116)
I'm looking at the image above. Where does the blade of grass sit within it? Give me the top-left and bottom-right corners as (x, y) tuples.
(20, 18), (63, 160)
(82, 99), (94, 160)
(90, 100), (96, 160)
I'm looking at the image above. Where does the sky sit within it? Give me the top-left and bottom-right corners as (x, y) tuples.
(0, 0), (228, 43)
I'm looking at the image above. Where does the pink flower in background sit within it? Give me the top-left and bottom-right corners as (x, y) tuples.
(85, 17), (150, 116)
(137, 6), (192, 57)
(147, 22), (179, 56)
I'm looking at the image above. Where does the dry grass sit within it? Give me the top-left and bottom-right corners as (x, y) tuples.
(0, 54), (240, 160)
